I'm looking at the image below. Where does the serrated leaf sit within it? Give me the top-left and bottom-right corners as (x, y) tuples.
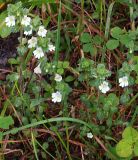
(116, 140), (132, 158)
(106, 39), (119, 50)
(80, 33), (92, 43)
(0, 116), (14, 129)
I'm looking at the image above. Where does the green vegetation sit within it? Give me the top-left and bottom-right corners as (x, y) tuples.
(0, 0), (138, 159)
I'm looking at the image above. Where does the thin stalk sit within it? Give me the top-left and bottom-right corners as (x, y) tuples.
(36, 140), (56, 160)
(54, 0), (61, 63)
(54, 129), (72, 160)
(131, 106), (138, 125)
(126, 93), (138, 107)
(129, 0), (135, 31)
(31, 132), (39, 160)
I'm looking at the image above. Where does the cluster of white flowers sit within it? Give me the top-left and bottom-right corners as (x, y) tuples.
(99, 76), (129, 94)
(5, 15), (55, 60)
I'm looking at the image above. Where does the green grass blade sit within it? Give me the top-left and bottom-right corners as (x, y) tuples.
(3, 117), (93, 136)
(105, 2), (115, 39)
(54, 0), (61, 63)
(31, 132), (39, 160)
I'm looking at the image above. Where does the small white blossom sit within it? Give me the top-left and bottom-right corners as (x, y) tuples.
(87, 132), (93, 139)
(21, 15), (31, 26)
(99, 81), (110, 93)
(55, 74), (62, 82)
(52, 91), (62, 103)
(34, 64), (41, 74)
(52, 65), (56, 68)
(38, 25), (47, 37)
(28, 37), (37, 48)
(130, 48), (133, 54)
(24, 25), (33, 35)
(5, 15), (15, 27)
(48, 44), (55, 52)
(33, 47), (44, 59)
(119, 76), (128, 87)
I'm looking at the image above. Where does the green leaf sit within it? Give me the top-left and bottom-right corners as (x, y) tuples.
(93, 35), (104, 45)
(83, 43), (93, 53)
(8, 58), (20, 65)
(80, 33), (92, 43)
(0, 116), (14, 129)
(122, 127), (138, 144)
(6, 73), (19, 82)
(0, 11), (12, 38)
(134, 140), (138, 156)
(106, 39), (119, 50)
(32, 16), (41, 28)
(111, 27), (123, 39)
(63, 61), (69, 68)
(30, 98), (45, 108)
(57, 68), (64, 74)
(116, 140), (132, 158)
(65, 76), (75, 82)
(0, 132), (3, 140)
(120, 35), (131, 47)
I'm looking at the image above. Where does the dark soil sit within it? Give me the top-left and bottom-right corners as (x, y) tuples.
(0, 33), (19, 68)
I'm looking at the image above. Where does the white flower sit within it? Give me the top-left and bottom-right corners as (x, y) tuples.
(55, 74), (62, 82)
(48, 44), (55, 51)
(87, 132), (93, 139)
(33, 47), (44, 59)
(38, 25), (47, 37)
(28, 37), (37, 48)
(52, 65), (56, 68)
(34, 64), (41, 74)
(119, 76), (128, 87)
(52, 91), (62, 103)
(24, 25), (33, 35)
(99, 81), (110, 93)
(5, 15), (15, 27)
(21, 15), (31, 26)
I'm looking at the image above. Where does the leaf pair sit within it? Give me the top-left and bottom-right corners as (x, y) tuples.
(116, 127), (138, 158)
